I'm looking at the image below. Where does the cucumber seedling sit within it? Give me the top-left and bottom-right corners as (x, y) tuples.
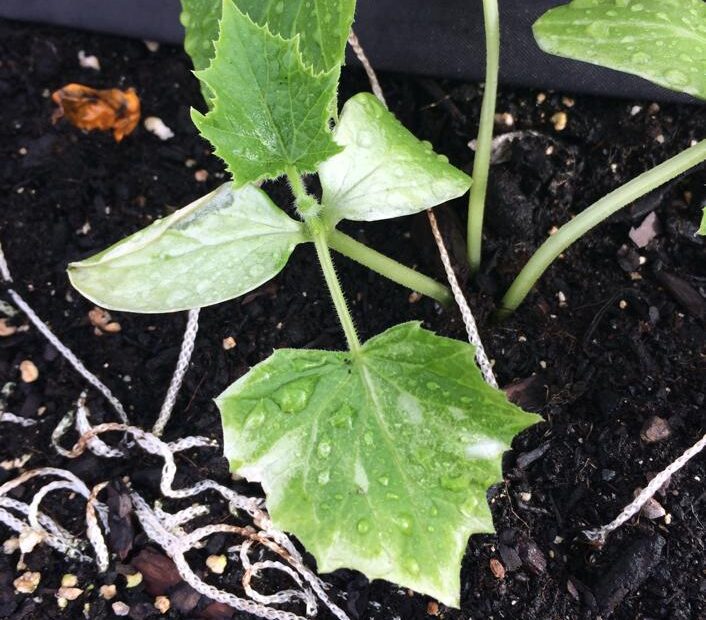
(68, 0), (539, 607)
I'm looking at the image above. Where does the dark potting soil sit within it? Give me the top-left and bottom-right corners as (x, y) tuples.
(0, 18), (705, 620)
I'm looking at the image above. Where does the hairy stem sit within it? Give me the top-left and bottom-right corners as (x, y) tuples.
(310, 220), (361, 353)
(499, 139), (706, 318)
(287, 169), (361, 352)
(287, 166), (320, 217)
(327, 229), (452, 306)
(467, 0), (500, 273)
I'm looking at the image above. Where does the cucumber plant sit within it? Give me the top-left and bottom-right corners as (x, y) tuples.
(67, 0), (539, 608)
(469, 0), (706, 314)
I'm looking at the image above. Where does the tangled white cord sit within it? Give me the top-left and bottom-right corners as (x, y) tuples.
(0, 238), (350, 619)
(0, 412), (36, 427)
(0, 467), (108, 563)
(72, 421), (349, 620)
(240, 539), (318, 615)
(2, 412), (349, 619)
(131, 492), (314, 620)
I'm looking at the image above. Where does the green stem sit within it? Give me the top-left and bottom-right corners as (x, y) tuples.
(287, 168), (361, 351)
(467, 0), (500, 274)
(287, 167), (307, 199)
(287, 167), (320, 217)
(499, 139), (706, 318)
(310, 220), (362, 353)
(327, 229), (453, 306)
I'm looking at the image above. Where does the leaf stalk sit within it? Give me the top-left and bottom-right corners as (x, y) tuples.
(288, 169), (361, 352)
(467, 0), (500, 273)
(499, 139), (706, 318)
(327, 229), (452, 306)
(310, 219), (362, 353)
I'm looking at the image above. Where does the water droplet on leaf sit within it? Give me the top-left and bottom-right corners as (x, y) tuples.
(317, 440), (332, 458)
(356, 130), (374, 148)
(440, 473), (469, 492)
(397, 514), (413, 534)
(664, 69), (688, 87)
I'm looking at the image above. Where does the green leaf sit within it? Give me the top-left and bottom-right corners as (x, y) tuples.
(179, 0), (222, 103)
(180, 0), (222, 73)
(191, 1), (342, 186)
(68, 183), (305, 313)
(533, 0), (706, 100)
(236, 0), (356, 73)
(218, 322), (540, 607)
(699, 207), (706, 236)
(318, 93), (472, 223)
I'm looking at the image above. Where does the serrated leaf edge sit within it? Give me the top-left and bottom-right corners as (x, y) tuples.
(191, 0), (342, 185)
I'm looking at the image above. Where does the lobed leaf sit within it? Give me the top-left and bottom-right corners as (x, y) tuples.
(318, 93), (472, 223)
(180, 0), (222, 74)
(68, 183), (305, 313)
(218, 322), (541, 607)
(533, 0), (706, 100)
(191, 1), (342, 186)
(179, 0), (222, 103)
(236, 0), (356, 73)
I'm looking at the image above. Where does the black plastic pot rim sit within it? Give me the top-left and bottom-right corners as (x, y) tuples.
(0, 0), (700, 105)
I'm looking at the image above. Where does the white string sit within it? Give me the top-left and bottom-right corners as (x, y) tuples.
(130, 493), (315, 620)
(0, 242), (128, 423)
(346, 35), (498, 388)
(153, 308), (200, 436)
(348, 31), (387, 107)
(426, 211), (499, 387)
(155, 503), (210, 529)
(65, 418), (350, 619)
(0, 468), (109, 563)
(0, 412), (37, 427)
(76, 397), (124, 458)
(240, 540), (318, 615)
(69, 415), (263, 517)
(86, 482), (111, 572)
(0, 496), (88, 560)
(584, 431), (706, 544)
(0, 238), (348, 618)
(0, 505), (91, 562)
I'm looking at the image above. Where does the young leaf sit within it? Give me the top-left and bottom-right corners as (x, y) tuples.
(192, 1), (341, 186)
(699, 207), (706, 236)
(68, 183), (305, 313)
(218, 322), (540, 607)
(533, 0), (706, 100)
(236, 0), (356, 73)
(180, 0), (222, 73)
(318, 93), (472, 223)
